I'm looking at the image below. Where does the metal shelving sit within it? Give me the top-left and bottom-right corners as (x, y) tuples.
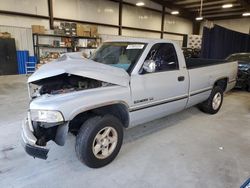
(32, 33), (100, 63)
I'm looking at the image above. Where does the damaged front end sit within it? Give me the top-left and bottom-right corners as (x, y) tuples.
(23, 74), (111, 159)
(21, 55), (130, 159)
(21, 110), (69, 159)
(29, 73), (111, 98)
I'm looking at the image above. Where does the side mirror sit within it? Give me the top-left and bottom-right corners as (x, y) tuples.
(143, 60), (156, 73)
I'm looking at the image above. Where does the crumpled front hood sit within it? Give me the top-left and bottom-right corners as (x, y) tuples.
(28, 54), (130, 87)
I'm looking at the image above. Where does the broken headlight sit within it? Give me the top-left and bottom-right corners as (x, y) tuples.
(30, 110), (64, 123)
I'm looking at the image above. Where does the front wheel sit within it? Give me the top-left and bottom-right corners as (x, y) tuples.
(198, 86), (224, 114)
(75, 115), (123, 168)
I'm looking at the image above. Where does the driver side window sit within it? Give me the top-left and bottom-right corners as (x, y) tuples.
(144, 43), (179, 72)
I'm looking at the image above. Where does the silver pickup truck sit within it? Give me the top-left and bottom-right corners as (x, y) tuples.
(22, 39), (237, 168)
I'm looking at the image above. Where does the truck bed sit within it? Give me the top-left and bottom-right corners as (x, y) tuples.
(185, 59), (238, 108)
(186, 58), (229, 69)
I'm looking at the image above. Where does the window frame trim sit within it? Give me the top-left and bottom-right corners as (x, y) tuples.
(90, 41), (148, 75)
(138, 42), (180, 75)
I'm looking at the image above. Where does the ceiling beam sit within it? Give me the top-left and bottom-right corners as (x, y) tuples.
(207, 14), (245, 20)
(202, 7), (245, 14)
(176, 0), (236, 6)
(175, 0), (207, 5)
(203, 9), (246, 16)
(190, 3), (241, 11)
(151, 0), (197, 20)
(236, 0), (250, 10)
(205, 12), (243, 18)
(151, 0), (250, 21)
(184, 0), (238, 8)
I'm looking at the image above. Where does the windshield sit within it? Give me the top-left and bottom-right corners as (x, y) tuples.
(90, 42), (146, 72)
(226, 54), (250, 63)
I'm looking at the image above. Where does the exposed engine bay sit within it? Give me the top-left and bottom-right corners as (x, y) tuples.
(30, 73), (111, 98)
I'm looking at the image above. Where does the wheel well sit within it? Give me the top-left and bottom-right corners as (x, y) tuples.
(214, 78), (228, 92)
(69, 104), (129, 135)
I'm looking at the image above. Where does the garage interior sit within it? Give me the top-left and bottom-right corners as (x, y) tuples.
(0, 0), (250, 188)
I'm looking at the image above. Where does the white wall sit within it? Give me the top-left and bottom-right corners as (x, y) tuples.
(0, 0), (48, 16)
(212, 18), (250, 34)
(163, 34), (184, 47)
(0, 25), (33, 54)
(53, 0), (119, 25)
(0, 15), (49, 55)
(123, 0), (162, 11)
(122, 29), (160, 38)
(122, 5), (162, 31)
(96, 26), (118, 35)
(0, 15), (49, 28)
(200, 18), (250, 35)
(0, 0), (194, 36)
(164, 15), (193, 35)
(0, 0), (194, 56)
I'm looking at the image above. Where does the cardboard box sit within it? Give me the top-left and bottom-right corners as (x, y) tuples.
(90, 26), (98, 37)
(77, 24), (84, 36)
(32, 25), (40, 33)
(77, 24), (91, 37)
(62, 37), (72, 47)
(0, 32), (11, 38)
(85, 25), (91, 32)
(32, 25), (45, 34)
(83, 31), (90, 37)
(39, 26), (45, 34)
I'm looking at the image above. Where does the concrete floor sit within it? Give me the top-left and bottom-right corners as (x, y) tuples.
(0, 75), (249, 188)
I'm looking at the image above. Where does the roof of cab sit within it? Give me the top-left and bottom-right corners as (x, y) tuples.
(103, 38), (176, 45)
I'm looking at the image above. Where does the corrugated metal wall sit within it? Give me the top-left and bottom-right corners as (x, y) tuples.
(0, 25), (33, 55)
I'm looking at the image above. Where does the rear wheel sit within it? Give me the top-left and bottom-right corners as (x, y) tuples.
(75, 115), (123, 168)
(198, 86), (224, 114)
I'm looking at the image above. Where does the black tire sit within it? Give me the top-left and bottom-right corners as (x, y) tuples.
(75, 115), (123, 168)
(198, 86), (224, 114)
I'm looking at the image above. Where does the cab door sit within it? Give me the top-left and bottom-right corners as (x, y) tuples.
(129, 43), (189, 127)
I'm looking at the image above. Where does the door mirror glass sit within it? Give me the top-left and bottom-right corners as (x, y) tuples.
(143, 60), (156, 73)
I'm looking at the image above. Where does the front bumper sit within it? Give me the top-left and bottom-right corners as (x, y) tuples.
(21, 117), (49, 159)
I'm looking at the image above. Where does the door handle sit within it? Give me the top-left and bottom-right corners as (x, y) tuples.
(178, 76), (185, 82)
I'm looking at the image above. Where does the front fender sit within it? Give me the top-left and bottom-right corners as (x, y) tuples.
(29, 85), (131, 121)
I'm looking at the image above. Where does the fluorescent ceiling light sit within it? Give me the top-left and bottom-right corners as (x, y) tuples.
(136, 2), (145, 6)
(196, 16), (203, 21)
(171, 11), (179, 15)
(222, 4), (233, 8)
(242, 12), (250, 16)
